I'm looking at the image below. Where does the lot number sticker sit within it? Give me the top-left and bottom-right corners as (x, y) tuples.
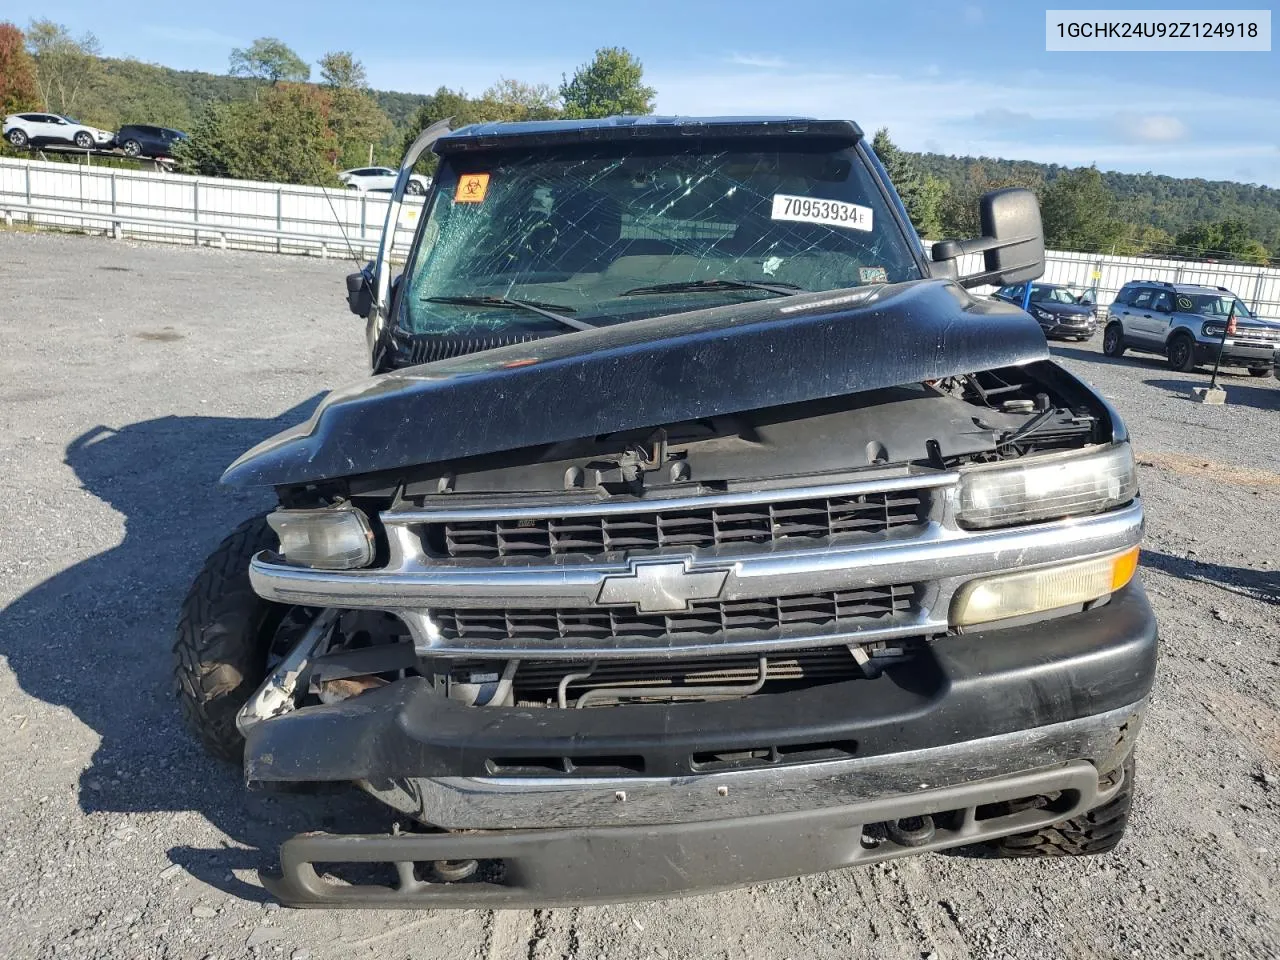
(771, 194), (873, 232)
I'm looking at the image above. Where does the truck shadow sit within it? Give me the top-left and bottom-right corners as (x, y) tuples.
(0, 400), (390, 903)
(1142, 378), (1280, 411)
(1140, 549), (1280, 606)
(1048, 345), (1166, 370)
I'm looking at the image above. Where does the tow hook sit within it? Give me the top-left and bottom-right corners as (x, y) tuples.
(886, 815), (936, 848)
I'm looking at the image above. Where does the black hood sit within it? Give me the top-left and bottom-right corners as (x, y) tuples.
(222, 279), (1049, 488)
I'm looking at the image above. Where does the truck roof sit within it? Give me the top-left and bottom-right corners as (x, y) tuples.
(435, 115), (864, 154)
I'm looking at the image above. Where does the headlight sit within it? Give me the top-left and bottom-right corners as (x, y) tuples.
(952, 547), (1139, 626)
(1033, 307), (1055, 322)
(1203, 322), (1226, 338)
(957, 443), (1137, 530)
(267, 505), (375, 570)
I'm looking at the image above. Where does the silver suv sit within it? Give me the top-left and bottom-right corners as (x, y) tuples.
(1102, 280), (1280, 375)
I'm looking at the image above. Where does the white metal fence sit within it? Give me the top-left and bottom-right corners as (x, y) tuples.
(0, 156), (423, 259)
(4, 155), (1280, 319)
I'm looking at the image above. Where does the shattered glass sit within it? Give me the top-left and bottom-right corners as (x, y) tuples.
(402, 143), (924, 336)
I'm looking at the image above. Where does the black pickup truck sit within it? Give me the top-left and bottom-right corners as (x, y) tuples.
(174, 116), (1154, 907)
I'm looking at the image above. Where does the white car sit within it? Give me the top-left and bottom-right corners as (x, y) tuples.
(339, 166), (431, 195)
(3, 112), (115, 150)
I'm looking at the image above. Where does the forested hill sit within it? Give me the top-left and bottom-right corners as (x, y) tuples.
(914, 152), (1280, 254)
(75, 57), (431, 136)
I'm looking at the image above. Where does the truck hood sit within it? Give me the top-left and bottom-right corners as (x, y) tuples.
(222, 278), (1050, 488)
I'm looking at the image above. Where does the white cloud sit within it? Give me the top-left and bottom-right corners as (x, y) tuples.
(972, 107), (1036, 127)
(726, 53), (788, 69)
(1130, 115), (1189, 142)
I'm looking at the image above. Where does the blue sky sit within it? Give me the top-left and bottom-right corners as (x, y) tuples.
(11, 0), (1279, 184)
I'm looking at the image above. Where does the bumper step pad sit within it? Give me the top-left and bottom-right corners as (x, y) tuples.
(264, 762), (1102, 908)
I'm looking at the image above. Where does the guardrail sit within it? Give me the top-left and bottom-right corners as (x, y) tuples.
(3, 155), (1279, 317)
(0, 156), (421, 258)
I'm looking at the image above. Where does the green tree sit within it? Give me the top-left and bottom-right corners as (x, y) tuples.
(1174, 218), (1269, 264)
(229, 37), (309, 84)
(1039, 166), (1127, 253)
(559, 47), (655, 119)
(317, 50), (391, 167)
(176, 83), (338, 186)
(397, 86), (507, 167)
(26, 19), (100, 115)
(318, 50), (366, 89)
(872, 128), (945, 239)
(481, 77), (561, 121)
(0, 22), (39, 114)
(936, 162), (1042, 239)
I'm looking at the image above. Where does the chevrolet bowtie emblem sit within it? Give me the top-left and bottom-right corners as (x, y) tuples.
(596, 558), (729, 613)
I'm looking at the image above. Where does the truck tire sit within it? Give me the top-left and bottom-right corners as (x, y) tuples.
(985, 754), (1135, 858)
(1102, 323), (1126, 357)
(1248, 367), (1271, 377)
(172, 514), (286, 763)
(1167, 333), (1196, 372)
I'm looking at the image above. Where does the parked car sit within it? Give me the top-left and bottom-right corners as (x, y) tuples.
(992, 282), (1098, 340)
(1102, 280), (1280, 374)
(339, 166), (430, 194)
(114, 124), (188, 159)
(176, 116), (1152, 908)
(3, 112), (114, 150)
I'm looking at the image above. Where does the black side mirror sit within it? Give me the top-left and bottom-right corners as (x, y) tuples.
(930, 187), (1045, 289)
(346, 263), (375, 317)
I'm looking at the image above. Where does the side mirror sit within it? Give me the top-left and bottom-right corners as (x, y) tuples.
(930, 187), (1045, 289)
(346, 263), (374, 317)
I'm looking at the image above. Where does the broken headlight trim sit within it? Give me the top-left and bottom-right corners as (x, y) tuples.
(267, 505), (375, 570)
(951, 547), (1139, 627)
(957, 443), (1137, 530)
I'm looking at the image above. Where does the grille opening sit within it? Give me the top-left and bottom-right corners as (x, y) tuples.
(689, 739), (858, 773)
(485, 755), (646, 776)
(431, 584), (918, 648)
(437, 640), (928, 709)
(425, 489), (930, 561)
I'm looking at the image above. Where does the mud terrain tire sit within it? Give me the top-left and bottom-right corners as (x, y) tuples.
(986, 754), (1135, 857)
(173, 514), (284, 763)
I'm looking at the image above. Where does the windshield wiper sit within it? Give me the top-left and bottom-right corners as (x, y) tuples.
(620, 279), (808, 298)
(422, 295), (594, 331)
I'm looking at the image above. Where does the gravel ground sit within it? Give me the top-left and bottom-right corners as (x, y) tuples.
(1, 230), (1279, 960)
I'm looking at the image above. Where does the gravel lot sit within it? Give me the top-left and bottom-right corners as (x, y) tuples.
(2, 230), (1279, 960)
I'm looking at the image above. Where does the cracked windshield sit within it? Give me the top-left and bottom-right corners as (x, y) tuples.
(402, 143), (923, 335)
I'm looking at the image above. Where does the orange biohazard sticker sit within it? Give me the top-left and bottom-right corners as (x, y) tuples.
(455, 173), (490, 203)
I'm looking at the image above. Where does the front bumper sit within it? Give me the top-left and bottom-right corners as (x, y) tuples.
(1042, 318), (1097, 338)
(266, 760), (1121, 908)
(1193, 340), (1277, 367)
(249, 584), (1155, 905)
(246, 583), (1155, 823)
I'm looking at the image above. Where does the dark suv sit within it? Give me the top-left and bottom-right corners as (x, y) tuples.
(993, 282), (1098, 340)
(114, 124), (187, 159)
(1103, 280), (1280, 374)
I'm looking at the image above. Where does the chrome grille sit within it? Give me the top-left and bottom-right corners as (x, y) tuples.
(430, 583), (917, 644)
(431, 490), (929, 560)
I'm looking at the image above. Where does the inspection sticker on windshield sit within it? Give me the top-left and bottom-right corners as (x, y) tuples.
(771, 194), (873, 231)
